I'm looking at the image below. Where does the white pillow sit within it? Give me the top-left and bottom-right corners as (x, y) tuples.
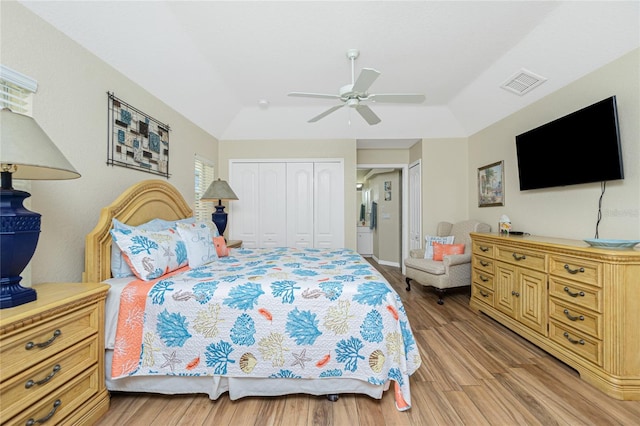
(424, 235), (455, 259)
(175, 221), (218, 268)
(110, 228), (188, 281)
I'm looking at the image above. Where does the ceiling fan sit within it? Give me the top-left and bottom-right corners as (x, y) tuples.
(288, 49), (425, 125)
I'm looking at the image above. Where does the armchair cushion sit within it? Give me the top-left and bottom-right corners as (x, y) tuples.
(404, 256), (445, 275)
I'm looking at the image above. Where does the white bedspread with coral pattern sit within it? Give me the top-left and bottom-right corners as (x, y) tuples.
(111, 247), (421, 410)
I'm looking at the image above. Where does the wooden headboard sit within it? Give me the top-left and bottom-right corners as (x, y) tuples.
(83, 179), (193, 283)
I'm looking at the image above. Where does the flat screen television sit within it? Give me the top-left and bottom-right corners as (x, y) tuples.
(516, 96), (624, 190)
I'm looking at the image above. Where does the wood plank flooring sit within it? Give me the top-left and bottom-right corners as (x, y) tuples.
(95, 260), (640, 425)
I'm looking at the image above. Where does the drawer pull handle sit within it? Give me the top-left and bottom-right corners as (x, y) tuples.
(480, 260), (490, 267)
(479, 290), (489, 298)
(26, 399), (61, 425)
(25, 329), (61, 350)
(511, 291), (520, 297)
(25, 364), (61, 389)
(480, 246), (490, 252)
(563, 332), (585, 345)
(563, 309), (584, 322)
(563, 287), (585, 298)
(479, 275), (489, 282)
(512, 253), (526, 261)
(564, 264), (585, 275)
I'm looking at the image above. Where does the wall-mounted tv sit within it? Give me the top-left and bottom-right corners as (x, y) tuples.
(516, 96), (624, 191)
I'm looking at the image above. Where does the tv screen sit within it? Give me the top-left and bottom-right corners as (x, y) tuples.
(516, 96), (624, 190)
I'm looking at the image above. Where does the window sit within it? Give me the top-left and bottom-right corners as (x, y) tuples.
(194, 155), (215, 221)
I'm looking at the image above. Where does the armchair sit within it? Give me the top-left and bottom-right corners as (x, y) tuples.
(404, 220), (491, 305)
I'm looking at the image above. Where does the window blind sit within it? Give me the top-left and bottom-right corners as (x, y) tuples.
(194, 155), (215, 221)
(0, 65), (37, 115)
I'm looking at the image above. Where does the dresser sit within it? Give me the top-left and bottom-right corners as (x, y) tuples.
(0, 282), (110, 424)
(470, 233), (640, 400)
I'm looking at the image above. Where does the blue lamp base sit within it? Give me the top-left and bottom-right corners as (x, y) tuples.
(0, 187), (40, 309)
(211, 203), (228, 237)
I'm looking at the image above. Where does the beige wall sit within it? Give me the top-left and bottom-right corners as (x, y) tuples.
(357, 149), (410, 165)
(468, 48), (640, 240)
(369, 171), (402, 265)
(2, 2), (218, 283)
(218, 139), (357, 249)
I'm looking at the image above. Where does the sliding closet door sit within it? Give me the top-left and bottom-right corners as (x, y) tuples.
(314, 162), (344, 248)
(258, 163), (287, 248)
(287, 163), (314, 248)
(229, 163), (260, 247)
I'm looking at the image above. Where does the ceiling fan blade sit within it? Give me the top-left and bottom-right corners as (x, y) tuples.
(289, 92), (341, 100)
(368, 93), (426, 103)
(352, 68), (381, 93)
(308, 104), (345, 123)
(355, 105), (381, 125)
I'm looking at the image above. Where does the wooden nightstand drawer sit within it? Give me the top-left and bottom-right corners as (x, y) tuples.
(471, 284), (494, 307)
(472, 241), (494, 257)
(472, 256), (494, 274)
(472, 268), (494, 290)
(495, 245), (546, 272)
(0, 303), (99, 382)
(549, 321), (602, 366)
(1, 337), (98, 420)
(549, 255), (601, 287)
(549, 298), (601, 339)
(549, 278), (602, 313)
(8, 365), (100, 426)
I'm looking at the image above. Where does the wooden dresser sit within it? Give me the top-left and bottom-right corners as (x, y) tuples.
(0, 282), (110, 424)
(470, 233), (640, 400)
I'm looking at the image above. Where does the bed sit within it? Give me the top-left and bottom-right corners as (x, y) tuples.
(84, 179), (422, 410)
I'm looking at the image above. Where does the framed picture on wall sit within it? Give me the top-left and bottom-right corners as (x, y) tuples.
(478, 161), (504, 207)
(384, 181), (391, 191)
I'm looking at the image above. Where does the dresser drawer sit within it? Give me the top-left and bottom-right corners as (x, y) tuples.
(549, 255), (601, 287)
(549, 278), (602, 313)
(495, 245), (546, 271)
(0, 337), (98, 420)
(471, 284), (494, 307)
(0, 304), (99, 382)
(549, 298), (601, 339)
(472, 241), (494, 257)
(8, 365), (100, 426)
(472, 268), (494, 290)
(472, 256), (494, 274)
(549, 321), (602, 366)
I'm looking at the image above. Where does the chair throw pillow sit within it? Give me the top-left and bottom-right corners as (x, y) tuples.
(432, 242), (465, 261)
(424, 235), (455, 259)
(176, 221), (218, 268)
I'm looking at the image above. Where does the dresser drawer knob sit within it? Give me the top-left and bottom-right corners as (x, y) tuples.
(563, 309), (584, 322)
(563, 287), (585, 298)
(479, 275), (489, 282)
(563, 331), (585, 345)
(26, 399), (61, 425)
(479, 290), (489, 298)
(511, 291), (520, 297)
(479, 260), (490, 267)
(480, 246), (489, 252)
(564, 264), (585, 275)
(25, 329), (61, 350)
(25, 364), (61, 389)
(512, 253), (526, 261)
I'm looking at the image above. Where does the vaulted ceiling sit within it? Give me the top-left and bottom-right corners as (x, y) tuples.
(20, 1), (640, 146)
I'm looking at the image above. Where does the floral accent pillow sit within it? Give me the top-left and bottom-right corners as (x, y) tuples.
(110, 227), (188, 281)
(424, 235), (455, 259)
(175, 221), (218, 268)
(432, 242), (465, 261)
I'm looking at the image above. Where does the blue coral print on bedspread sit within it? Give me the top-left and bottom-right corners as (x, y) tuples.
(111, 247), (422, 410)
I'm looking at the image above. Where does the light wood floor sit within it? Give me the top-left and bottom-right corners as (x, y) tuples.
(95, 261), (640, 425)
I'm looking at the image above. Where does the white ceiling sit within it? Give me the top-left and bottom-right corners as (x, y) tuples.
(20, 1), (640, 148)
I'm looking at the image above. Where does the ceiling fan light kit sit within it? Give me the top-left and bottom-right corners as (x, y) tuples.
(288, 49), (425, 125)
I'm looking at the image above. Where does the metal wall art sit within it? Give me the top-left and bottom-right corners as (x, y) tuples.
(107, 92), (170, 177)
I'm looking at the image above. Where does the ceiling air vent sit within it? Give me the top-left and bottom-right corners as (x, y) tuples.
(501, 69), (546, 96)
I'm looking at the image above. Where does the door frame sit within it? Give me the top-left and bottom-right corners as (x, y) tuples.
(357, 163), (409, 275)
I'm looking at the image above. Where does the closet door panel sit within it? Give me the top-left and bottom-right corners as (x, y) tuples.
(230, 164), (260, 247)
(314, 162), (344, 248)
(259, 163), (287, 248)
(287, 163), (314, 248)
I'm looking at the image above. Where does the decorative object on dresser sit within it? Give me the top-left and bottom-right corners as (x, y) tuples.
(0, 109), (80, 308)
(470, 232), (640, 400)
(0, 282), (110, 424)
(200, 178), (239, 236)
(404, 220), (491, 305)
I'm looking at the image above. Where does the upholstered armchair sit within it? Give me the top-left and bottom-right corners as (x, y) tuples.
(404, 220), (491, 305)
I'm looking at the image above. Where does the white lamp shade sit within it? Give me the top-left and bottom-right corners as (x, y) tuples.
(0, 109), (80, 180)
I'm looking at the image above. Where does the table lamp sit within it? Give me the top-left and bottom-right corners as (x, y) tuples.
(200, 178), (238, 236)
(1, 108), (80, 308)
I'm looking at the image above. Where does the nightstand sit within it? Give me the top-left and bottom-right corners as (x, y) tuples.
(0, 282), (110, 425)
(227, 240), (243, 249)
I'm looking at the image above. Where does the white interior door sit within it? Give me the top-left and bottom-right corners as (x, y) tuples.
(258, 163), (287, 248)
(314, 162), (344, 248)
(287, 162), (314, 248)
(409, 161), (422, 251)
(230, 163), (260, 247)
